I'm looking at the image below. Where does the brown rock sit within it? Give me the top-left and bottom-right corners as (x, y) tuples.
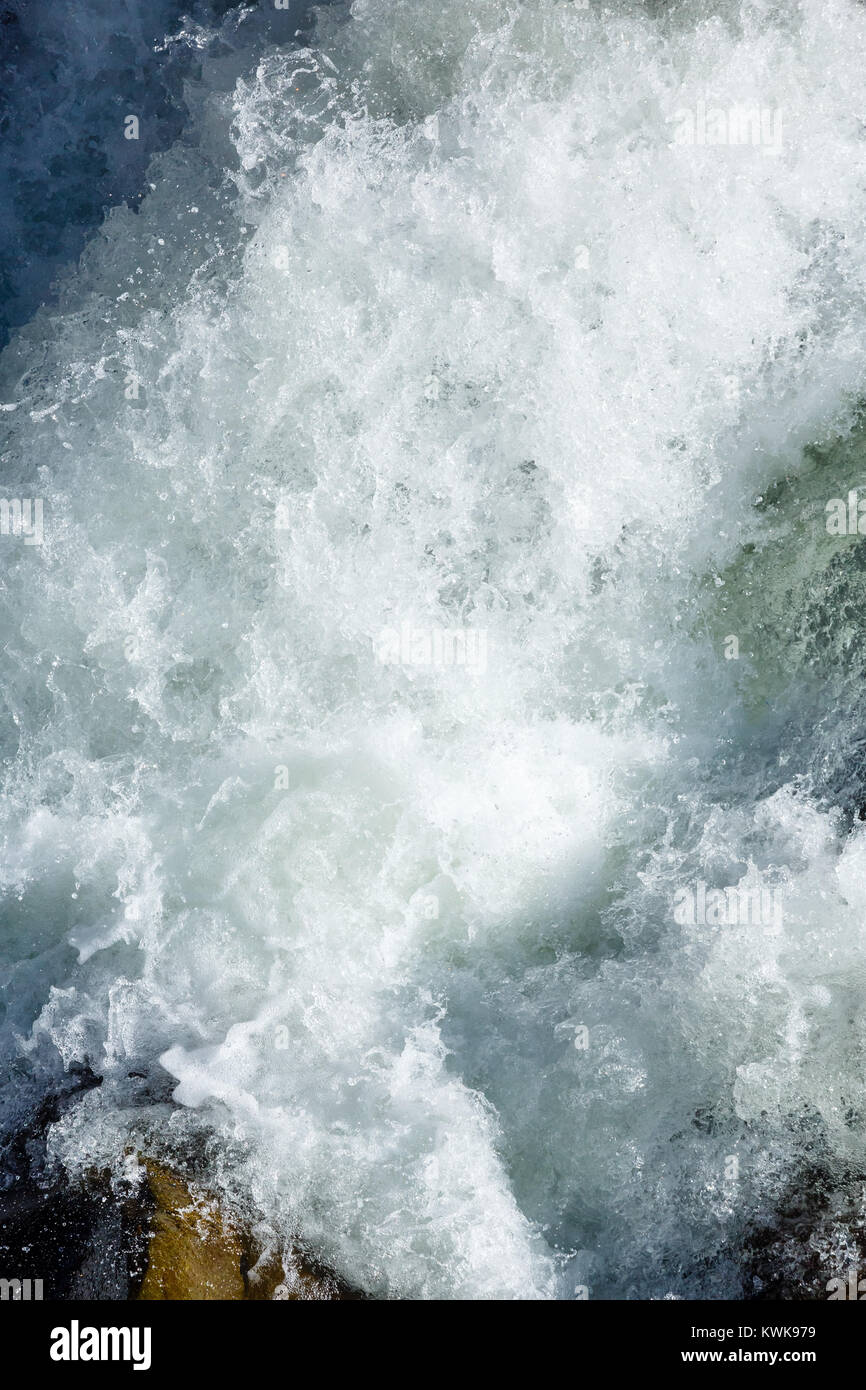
(138, 1160), (246, 1301)
(136, 1159), (359, 1300)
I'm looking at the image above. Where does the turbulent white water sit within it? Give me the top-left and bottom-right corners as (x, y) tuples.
(5, 0), (866, 1298)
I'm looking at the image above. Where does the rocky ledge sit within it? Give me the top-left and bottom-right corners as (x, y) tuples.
(0, 1152), (358, 1301)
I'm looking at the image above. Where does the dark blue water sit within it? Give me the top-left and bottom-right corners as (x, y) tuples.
(0, 0), (318, 346)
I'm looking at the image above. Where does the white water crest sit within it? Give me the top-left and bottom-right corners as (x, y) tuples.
(4, 0), (866, 1297)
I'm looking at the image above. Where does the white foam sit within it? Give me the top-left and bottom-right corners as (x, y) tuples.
(4, 0), (866, 1296)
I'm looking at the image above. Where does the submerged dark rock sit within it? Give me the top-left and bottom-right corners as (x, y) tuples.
(1, 1126), (360, 1299)
(742, 1163), (866, 1300)
(0, 1167), (150, 1300)
(0, 1063), (149, 1299)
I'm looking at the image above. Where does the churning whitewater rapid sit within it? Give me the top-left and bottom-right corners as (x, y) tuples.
(5, 0), (866, 1299)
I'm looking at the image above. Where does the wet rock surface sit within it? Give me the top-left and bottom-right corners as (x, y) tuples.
(0, 1065), (149, 1299)
(0, 1097), (359, 1299)
(0, 1168), (150, 1300)
(137, 1159), (361, 1300)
